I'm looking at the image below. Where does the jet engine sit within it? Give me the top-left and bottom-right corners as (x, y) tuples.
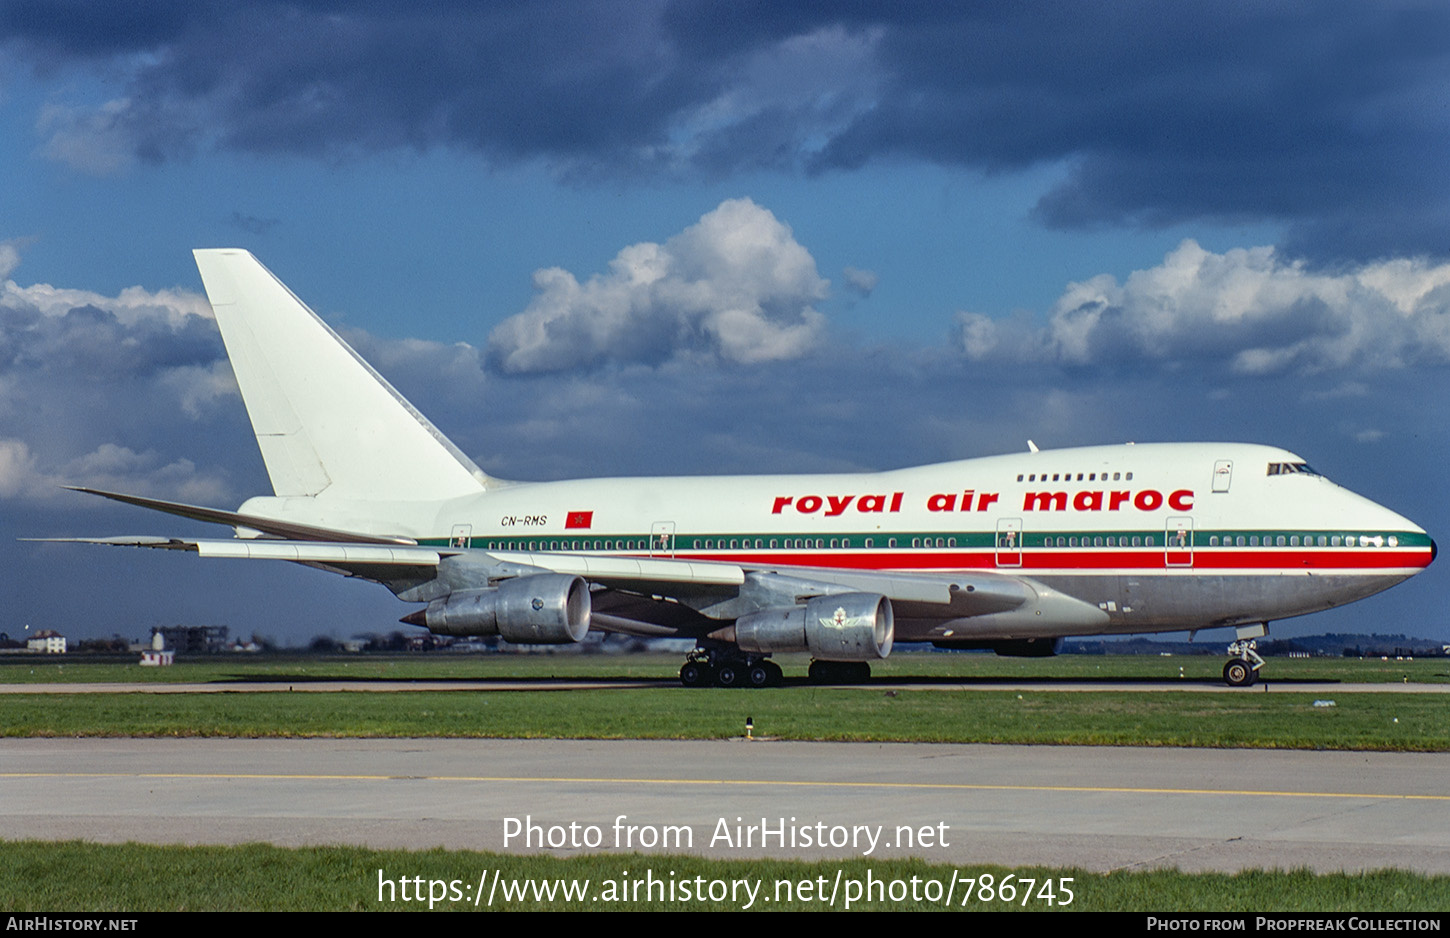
(406, 574), (590, 644)
(733, 592), (893, 661)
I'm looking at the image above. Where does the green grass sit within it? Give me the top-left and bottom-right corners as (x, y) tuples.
(2, 651), (1446, 685)
(3, 841), (1446, 911)
(1, 687), (1444, 750)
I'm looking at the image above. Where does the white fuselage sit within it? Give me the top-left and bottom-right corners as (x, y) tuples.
(240, 441), (1433, 642)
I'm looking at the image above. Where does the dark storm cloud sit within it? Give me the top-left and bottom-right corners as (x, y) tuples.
(806, 2), (1450, 254)
(11, 1), (1448, 257)
(8, 0), (711, 168)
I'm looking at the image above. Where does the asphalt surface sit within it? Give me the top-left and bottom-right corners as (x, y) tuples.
(3, 738), (1447, 874)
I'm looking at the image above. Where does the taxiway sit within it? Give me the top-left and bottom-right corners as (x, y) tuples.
(3, 738), (1446, 874)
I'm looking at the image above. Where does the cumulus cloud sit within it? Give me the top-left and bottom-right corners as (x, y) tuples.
(843, 266), (878, 297)
(35, 98), (139, 175)
(0, 251), (238, 504)
(0, 241), (21, 280)
(0, 438), (228, 503)
(957, 240), (1450, 375)
(0, 438), (48, 499)
(487, 198), (828, 373)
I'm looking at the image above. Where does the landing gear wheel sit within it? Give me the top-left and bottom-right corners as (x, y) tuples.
(715, 664), (741, 688)
(762, 660), (783, 686)
(1224, 636), (1265, 687)
(746, 663), (771, 688)
(1223, 659), (1256, 687)
(680, 661), (712, 688)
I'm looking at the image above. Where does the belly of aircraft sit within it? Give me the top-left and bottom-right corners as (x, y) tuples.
(893, 571), (1415, 641)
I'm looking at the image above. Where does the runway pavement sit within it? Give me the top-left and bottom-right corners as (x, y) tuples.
(3, 738), (1447, 874)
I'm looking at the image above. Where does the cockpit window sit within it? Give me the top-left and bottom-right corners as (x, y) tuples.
(1267, 462), (1320, 477)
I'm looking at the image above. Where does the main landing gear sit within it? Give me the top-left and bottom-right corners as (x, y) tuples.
(679, 649), (783, 688)
(1223, 639), (1265, 687)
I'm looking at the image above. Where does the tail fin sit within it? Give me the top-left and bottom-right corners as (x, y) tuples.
(193, 249), (490, 501)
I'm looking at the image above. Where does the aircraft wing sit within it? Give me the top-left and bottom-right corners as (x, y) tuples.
(50, 488), (1104, 642)
(42, 534), (747, 585)
(43, 528), (1090, 630)
(44, 530), (1032, 605)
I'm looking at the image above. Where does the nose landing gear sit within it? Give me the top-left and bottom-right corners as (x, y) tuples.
(1223, 639), (1264, 687)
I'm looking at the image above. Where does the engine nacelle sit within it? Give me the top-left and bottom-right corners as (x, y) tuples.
(416, 574), (590, 644)
(734, 592), (893, 661)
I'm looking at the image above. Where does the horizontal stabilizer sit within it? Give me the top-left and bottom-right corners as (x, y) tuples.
(34, 535), (443, 566)
(65, 486), (417, 545)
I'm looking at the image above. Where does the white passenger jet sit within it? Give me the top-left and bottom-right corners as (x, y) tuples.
(55, 251), (1436, 687)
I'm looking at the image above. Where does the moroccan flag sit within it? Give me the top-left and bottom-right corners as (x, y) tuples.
(565, 511), (594, 529)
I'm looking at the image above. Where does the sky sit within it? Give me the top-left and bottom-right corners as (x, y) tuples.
(2, 1), (1448, 646)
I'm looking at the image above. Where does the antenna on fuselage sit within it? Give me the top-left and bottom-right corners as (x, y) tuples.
(1027, 440), (1039, 453)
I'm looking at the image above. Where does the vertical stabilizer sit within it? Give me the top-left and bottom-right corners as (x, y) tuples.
(193, 249), (490, 501)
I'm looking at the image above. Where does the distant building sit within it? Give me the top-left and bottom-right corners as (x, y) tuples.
(154, 625), (229, 654)
(27, 630), (66, 654)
